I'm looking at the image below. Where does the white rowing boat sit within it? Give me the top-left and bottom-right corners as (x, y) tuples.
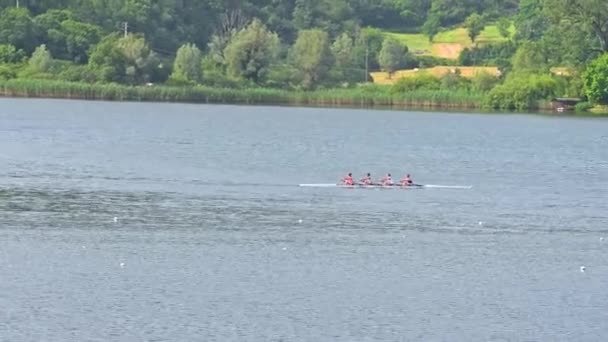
(298, 183), (472, 189)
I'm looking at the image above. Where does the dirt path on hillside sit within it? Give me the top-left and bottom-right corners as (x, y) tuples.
(432, 43), (464, 59)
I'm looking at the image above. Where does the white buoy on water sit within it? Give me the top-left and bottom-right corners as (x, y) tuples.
(580, 266), (586, 273)
(120, 262), (125, 268)
(478, 221), (484, 226)
(298, 219), (303, 224)
(113, 217), (118, 223)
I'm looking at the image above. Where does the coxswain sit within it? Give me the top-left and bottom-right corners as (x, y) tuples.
(400, 174), (413, 186)
(359, 173), (373, 185)
(342, 173), (354, 185)
(380, 173), (393, 186)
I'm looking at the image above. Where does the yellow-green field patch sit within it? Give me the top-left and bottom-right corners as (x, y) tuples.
(370, 66), (501, 85)
(384, 24), (512, 59)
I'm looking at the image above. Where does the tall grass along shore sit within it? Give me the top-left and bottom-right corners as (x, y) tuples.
(0, 79), (487, 110)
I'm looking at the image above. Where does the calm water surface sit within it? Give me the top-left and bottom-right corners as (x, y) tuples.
(1, 98), (607, 341)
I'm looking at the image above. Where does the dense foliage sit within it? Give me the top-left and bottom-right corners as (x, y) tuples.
(583, 53), (608, 105)
(0, 0), (607, 110)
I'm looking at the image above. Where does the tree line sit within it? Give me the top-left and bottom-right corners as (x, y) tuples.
(0, 3), (421, 89)
(1, 0), (608, 108)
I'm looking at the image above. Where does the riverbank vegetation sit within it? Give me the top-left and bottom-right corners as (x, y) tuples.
(0, 0), (607, 113)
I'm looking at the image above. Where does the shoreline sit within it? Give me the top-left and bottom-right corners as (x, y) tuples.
(1, 79), (606, 117)
(0, 79), (483, 109)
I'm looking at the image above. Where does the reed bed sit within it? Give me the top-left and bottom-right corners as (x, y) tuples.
(0, 79), (486, 110)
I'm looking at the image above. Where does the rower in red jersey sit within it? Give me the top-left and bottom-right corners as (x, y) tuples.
(400, 174), (413, 186)
(341, 173), (354, 185)
(380, 173), (393, 186)
(359, 173), (373, 185)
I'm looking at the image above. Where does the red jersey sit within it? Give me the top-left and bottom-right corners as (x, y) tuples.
(343, 175), (354, 185)
(381, 175), (393, 185)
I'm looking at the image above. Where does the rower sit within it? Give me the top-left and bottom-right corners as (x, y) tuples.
(400, 174), (413, 186)
(380, 173), (393, 186)
(359, 173), (373, 185)
(341, 173), (354, 185)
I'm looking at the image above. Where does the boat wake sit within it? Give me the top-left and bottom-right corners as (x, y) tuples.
(421, 184), (473, 189)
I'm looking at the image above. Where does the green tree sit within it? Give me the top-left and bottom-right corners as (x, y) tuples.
(378, 38), (407, 77)
(34, 9), (71, 58)
(583, 53), (608, 104)
(224, 19), (280, 84)
(292, 0), (357, 38)
(539, 21), (600, 69)
(291, 29), (333, 89)
(259, 0), (298, 43)
(331, 33), (354, 68)
(116, 34), (159, 84)
(0, 7), (38, 53)
(72, 0), (220, 54)
(60, 20), (103, 63)
(511, 41), (548, 72)
(514, 0), (548, 42)
(497, 17), (512, 39)
(544, 0), (608, 52)
(28, 44), (53, 73)
(170, 43), (203, 84)
(33, 10), (102, 63)
(393, 0), (432, 28)
(352, 27), (384, 70)
(422, 13), (441, 42)
(351, 0), (406, 29)
(33, 9), (73, 26)
(88, 33), (127, 83)
(207, 9), (249, 65)
(464, 13), (485, 43)
(292, 0), (313, 30)
(0, 44), (26, 63)
(330, 32), (366, 84)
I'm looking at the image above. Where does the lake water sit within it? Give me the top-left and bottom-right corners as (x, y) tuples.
(1, 98), (607, 341)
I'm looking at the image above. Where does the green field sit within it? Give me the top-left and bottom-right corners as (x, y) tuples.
(384, 24), (514, 58)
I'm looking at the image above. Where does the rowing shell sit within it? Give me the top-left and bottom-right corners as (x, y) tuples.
(298, 183), (472, 189)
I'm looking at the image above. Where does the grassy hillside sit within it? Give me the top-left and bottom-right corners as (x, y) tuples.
(384, 24), (513, 59)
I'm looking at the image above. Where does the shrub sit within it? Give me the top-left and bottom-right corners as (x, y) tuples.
(0, 64), (17, 80)
(56, 64), (97, 83)
(575, 101), (593, 113)
(439, 69), (471, 90)
(265, 63), (298, 89)
(458, 41), (516, 66)
(471, 71), (500, 91)
(486, 73), (558, 110)
(411, 55), (457, 68)
(0, 44), (26, 63)
(583, 53), (608, 104)
(28, 44), (53, 73)
(392, 73), (441, 92)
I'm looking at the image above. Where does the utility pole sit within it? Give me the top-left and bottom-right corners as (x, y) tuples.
(16, 0), (19, 8)
(123, 22), (128, 38)
(365, 45), (369, 83)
